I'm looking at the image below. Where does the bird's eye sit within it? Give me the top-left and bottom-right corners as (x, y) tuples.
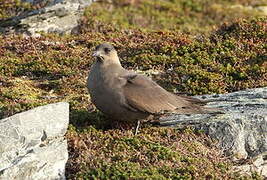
(104, 48), (111, 53)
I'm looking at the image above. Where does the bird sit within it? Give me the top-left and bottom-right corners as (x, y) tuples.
(87, 43), (221, 133)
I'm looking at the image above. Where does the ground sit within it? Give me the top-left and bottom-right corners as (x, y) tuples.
(0, 0), (266, 179)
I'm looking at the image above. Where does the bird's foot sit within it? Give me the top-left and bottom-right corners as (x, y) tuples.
(134, 120), (140, 135)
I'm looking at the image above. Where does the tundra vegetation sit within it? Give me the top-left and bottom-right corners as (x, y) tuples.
(0, 0), (266, 179)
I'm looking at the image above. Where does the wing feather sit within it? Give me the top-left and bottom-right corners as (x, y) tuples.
(121, 73), (208, 114)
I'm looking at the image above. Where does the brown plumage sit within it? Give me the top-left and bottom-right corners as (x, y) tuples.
(87, 43), (220, 122)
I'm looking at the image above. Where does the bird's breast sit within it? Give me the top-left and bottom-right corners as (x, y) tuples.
(88, 69), (123, 109)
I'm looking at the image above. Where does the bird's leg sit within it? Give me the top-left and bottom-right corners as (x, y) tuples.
(134, 120), (140, 135)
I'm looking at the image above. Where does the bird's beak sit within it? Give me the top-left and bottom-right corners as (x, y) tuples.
(92, 51), (100, 57)
(92, 51), (104, 62)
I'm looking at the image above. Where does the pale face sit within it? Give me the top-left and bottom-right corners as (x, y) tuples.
(92, 43), (120, 65)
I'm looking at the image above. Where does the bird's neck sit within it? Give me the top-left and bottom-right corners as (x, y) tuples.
(95, 58), (122, 71)
(107, 53), (121, 66)
(94, 61), (124, 84)
(101, 56), (122, 67)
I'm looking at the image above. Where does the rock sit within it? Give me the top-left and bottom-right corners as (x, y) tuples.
(0, 102), (69, 180)
(234, 154), (267, 177)
(160, 87), (267, 177)
(0, 0), (95, 36)
(229, 4), (267, 15)
(255, 6), (267, 15)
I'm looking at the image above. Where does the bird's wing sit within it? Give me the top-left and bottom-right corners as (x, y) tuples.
(175, 94), (207, 105)
(120, 73), (207, 114)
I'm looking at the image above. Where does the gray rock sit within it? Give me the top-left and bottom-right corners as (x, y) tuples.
(0, 102), (69, 180)
(230, 4), (267, 15)
(0, 0), (95, 36)
(255, 6), (267, 15)
(160, 87), (267, 177)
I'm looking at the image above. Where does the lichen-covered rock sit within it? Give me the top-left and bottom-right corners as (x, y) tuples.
(0, 0), (94, 36)
(0, 102), (69, 180)
(255, 6), (267, 15)
(160, 87), (267, 177)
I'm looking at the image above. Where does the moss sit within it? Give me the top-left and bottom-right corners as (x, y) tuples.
(0, 0), (32, 20)
(66, 127), (236, 179)
(83, 0), (266, 35)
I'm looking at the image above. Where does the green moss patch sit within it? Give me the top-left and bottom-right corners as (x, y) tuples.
(66, 127), (235, 179)
(0, 0), (32, 20)
(84, 0), (266, 35)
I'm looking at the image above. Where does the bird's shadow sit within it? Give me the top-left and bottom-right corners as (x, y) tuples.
(69, 109), (113, 131)
(69, 109), (155, 132)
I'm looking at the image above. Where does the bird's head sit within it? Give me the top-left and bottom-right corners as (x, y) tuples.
(92, 43), (121, 66)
